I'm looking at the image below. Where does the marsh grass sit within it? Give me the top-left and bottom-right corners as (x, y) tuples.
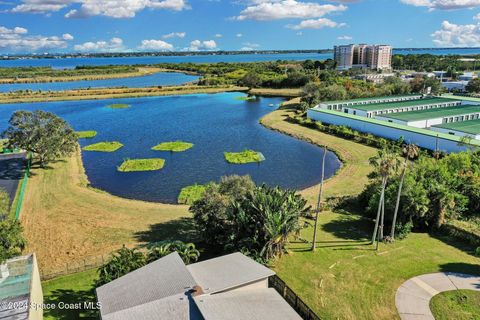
(224, 150), (265, 164)
(178, 184), (206, 204)
(83, 141), (123, 152)
(118, 158), (165, 172)
(75, 131), (97, 139)
(152, 141), (194, 152)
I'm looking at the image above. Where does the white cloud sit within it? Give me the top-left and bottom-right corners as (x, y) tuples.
(214, 33), (222, 37)
(233, 1), (347, 21)
(401, 0), (480, 10)
(162, 32), (186, 39)
(0, 25), (73, 52)
(11, 0), (190, 18)
(73, 37), (124, 52)
(187, 39), (217, 51)
(242, 41), (260, 48)
(337, 35), (352, 40)
(236, 33), (243, 37)
(475, 12), (480, 19)
(287, 18), (345, 30)
(62, 33), (74, 40)
(431, 20), (480, 46)
(138, 39), (173, 51)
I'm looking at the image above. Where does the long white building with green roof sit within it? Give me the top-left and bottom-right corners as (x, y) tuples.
(308, 94), (480, 152)
(431, 119), (480, 139)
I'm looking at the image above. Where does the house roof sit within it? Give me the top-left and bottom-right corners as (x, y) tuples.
(102, 293), (203, 320)
(0, 255), (34, 320)
(433, 119), (480, 135)
(187, 252), (275, 294)
(97, 252), (197, 317)
(380, 105), (480, 122)
(194, 288), (302, 320)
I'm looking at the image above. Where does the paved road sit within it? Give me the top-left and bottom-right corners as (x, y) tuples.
(0, 153), (26, 207)
(396, 272), (480, 320)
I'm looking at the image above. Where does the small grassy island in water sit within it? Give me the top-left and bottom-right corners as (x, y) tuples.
(76, 131), (97, 139)
(83, 141), (124, 152)
(224, 150), (265, 164)
(152, 141), (194, 152)
(107, 103), (131, 109)
(118, 158), (166, 172)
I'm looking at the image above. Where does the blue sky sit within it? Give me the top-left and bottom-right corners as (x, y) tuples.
(1, 0), (480, 53)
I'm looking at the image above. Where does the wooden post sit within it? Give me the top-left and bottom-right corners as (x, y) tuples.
(312, 146), (327, 251)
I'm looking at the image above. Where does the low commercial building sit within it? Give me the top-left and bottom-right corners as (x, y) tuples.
(354, 73), (395, 84)
(318, 94), (422, 111)
(442, 81), (468, 92)
(341, 97), (462, 118)
(307, 108), (479, 152)
(96, 252), (302, 320)
(376, 105), (480, 128)
(431, 119), (480, 139)
(0, 254), (43, 320)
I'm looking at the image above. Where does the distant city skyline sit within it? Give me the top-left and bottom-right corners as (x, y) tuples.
(1, 0), (480, 53)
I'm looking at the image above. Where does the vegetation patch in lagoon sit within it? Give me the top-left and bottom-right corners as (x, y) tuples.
(83, 141), (123, 152)
(76, 131), (97, 139)
(118, 158), (165, 172)
(224, 150), (265, 164)
(178, 184), (207, 204)
(107, 103), (131, 109)
(152, 141), (194, 152)
(235, 95), (257, 101)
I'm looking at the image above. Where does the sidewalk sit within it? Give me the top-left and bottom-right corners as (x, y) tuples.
(395, 272), (480, 320)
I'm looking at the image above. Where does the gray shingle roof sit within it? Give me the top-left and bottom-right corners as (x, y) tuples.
(187, 252), (275, 294)
(194, 288), (302, 320)
(102, 293), (203, 320)
(96, 252), (197, 317)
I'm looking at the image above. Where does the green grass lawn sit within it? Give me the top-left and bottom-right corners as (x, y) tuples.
(151, 141), (194, 152)
(272, 211), (480, 320)
(83, 141), (123, 152)
(42, 269), (99, 320)
(178, 184), (206, 204)
(430, 290), (480, 320)
(117, 158), (165, 172)
(106, 103), (130, 109)
(76, 131), (97, 139)
(224, 150), (265, 164)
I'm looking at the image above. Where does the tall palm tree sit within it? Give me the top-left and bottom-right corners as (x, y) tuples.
(390, 144), (419, 240)
(370, 149), (398, 247)
(312, 146), (327, 251)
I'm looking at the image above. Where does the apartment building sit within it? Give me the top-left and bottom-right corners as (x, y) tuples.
(334, 44), (392, 70)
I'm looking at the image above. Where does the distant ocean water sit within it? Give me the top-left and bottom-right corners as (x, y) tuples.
(1, 48), (480, 68)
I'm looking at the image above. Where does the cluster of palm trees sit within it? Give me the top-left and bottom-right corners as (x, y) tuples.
(370, 144), (419, 248)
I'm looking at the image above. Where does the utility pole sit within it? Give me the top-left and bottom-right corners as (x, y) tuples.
(312, 146), (327, 251)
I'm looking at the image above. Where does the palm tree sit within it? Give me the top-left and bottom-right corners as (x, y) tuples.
(390, 144), (419, 240)
(370, 149), (398, 247)
(312, 146), (327, 251)
(97, 246), (146, 286)
(147, 241), (200, 264)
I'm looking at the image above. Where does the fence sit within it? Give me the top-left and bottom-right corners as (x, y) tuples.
(40, 253), (111, 281)
(14, 152), (31, 220)
(269, 275), (321, 320)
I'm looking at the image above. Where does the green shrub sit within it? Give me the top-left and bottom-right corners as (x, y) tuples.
(475, 247), (480, 257)
(178, 184), (206, 205)
(395, 221), (413, 240)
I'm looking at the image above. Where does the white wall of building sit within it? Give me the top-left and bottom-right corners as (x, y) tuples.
(430, 126), (480, 139)
(307, 109), (469, 153)
(375, 116), (447, 128)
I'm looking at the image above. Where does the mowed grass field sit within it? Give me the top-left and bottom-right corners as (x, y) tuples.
(20, 148), (191, 275)
(261, 105), (480, 319)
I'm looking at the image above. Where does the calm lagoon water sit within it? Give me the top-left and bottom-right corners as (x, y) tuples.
(0, 72), (199, 92)
(2, 48), (480, 69)
(0, 92), (341, 203)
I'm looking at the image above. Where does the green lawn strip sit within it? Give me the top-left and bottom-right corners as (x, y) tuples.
(118, 158), (165, 172)
(151, 141), (194, 152)
(272, 211), (480, 320)
(224, 150), (265, 164)
(42, 269), (99, 320)
(178, 184), (207, 204)
(430, 290), (480, 320)
(107, 103), (131, 109)
(75, 131), (97, 139)
(83, 141), (123, 152)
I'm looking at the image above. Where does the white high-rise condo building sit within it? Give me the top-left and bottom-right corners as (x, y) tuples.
(334, 44), (392, 70)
